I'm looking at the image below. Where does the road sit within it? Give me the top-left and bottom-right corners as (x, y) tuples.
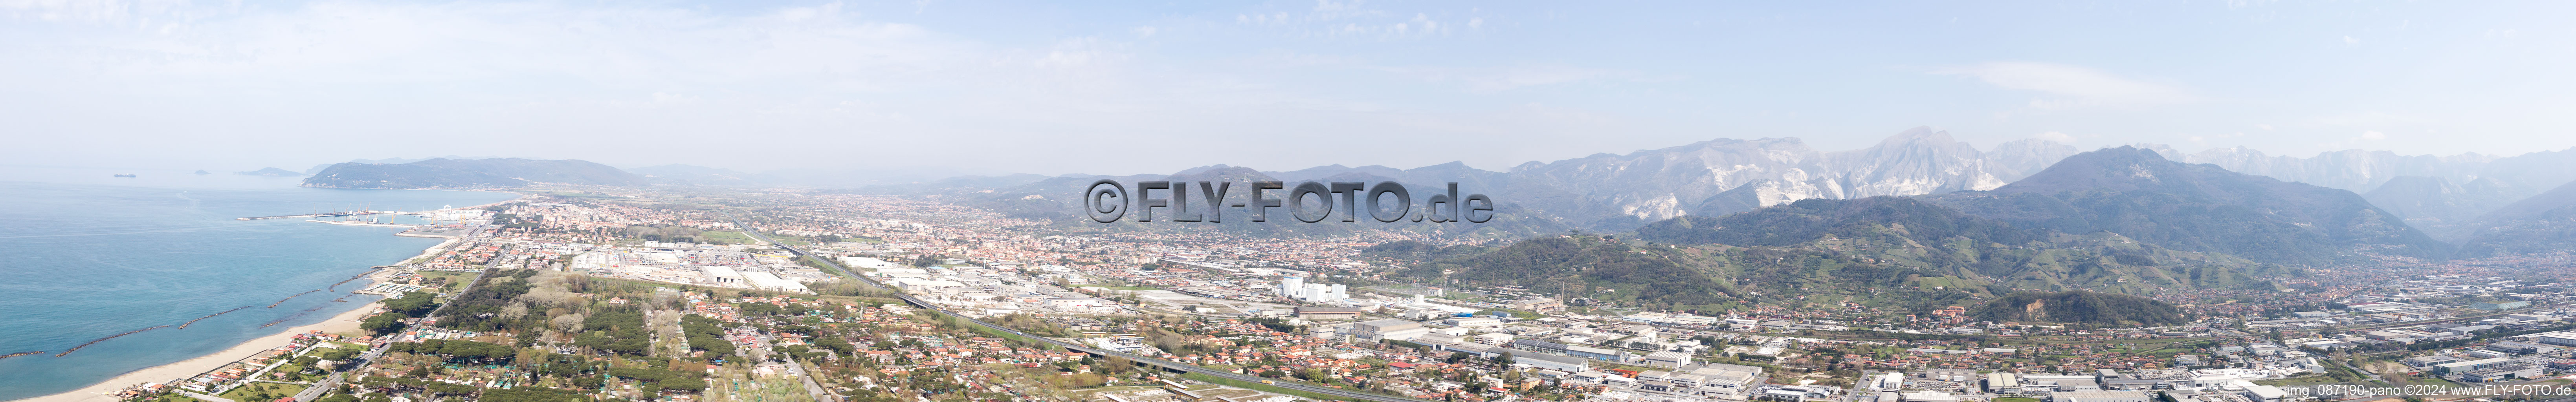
(734, 224), (1437, 402)
(297, 329), (407, 402)
(789, 358), (836, 402)
(297, 227), (480, 402)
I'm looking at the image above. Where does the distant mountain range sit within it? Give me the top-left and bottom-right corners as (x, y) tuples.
(279, 127), (2576, 261)
(304, 155), (508, 175)
(304, 158), (647, 189)
(855, 127), (2075, 231)
(2135, 145), (2576, 235)
(836, 128), (2576, 259)
(2451, 180), (2576, 257)
(1400, 147), (2457, 312)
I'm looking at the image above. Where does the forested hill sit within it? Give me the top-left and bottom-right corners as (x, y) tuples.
(1925, 146), (2449, 265)
(1389, 227), (2273, 314)
(1970, 291), (2191, 325)
(1629, 196), (2279, 294)
(1636, 196), (2036, 248)
(305, 158), (648, 189)
(2453, 179), (2576, 257)
(1390, 236), (1736, 307)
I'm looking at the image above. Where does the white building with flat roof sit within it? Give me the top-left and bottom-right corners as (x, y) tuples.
(1641, 351), (1693, 368)
(741, 272), (809, 293)
(703, 266), (743, 285)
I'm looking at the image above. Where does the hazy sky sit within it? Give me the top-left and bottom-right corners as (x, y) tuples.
(5, 0), (2573, 177)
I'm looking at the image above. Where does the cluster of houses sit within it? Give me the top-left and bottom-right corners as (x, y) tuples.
(1843, 368), (2307, 402)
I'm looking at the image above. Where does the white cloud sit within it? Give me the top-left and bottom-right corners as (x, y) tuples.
(2343, 35), (2359, 46)
(2361, 130), (2386, 140)
(1932, 62), (2196, 110)
(2037, 131), (2075, 144)
(1132, 26), (1157, 38)
(1037, 37), (1122, 68)
(2257, 124), (2274, 130)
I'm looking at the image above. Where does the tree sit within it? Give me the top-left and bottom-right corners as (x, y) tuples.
(383, 291), (441, 317)
(360, 314), (405, 335)
(1102, 356), (1134, 375)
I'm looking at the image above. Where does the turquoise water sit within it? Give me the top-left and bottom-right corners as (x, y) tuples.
(0, 168), (515, 400)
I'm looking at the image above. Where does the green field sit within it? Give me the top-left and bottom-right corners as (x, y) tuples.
(142, 394), (203, 402)
(217, 383), (306, 402)
(699, 231), (760, 245)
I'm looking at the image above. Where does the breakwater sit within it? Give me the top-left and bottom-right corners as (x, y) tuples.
(258, 313), (303, 328)
(55, 325), (170, 357)
(0, 182), (521, 401)
(177, 306), (254, 329)
(0, 351), (42, 360)
(266, 290), (324, 308)
(328, 269), (378, 289)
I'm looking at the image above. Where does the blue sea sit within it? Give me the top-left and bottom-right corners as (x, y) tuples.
(0, 166), (516, 400)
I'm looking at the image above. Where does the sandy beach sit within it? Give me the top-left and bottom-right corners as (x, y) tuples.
(18, 301), (382, 402)
(15, 196), (505, 402)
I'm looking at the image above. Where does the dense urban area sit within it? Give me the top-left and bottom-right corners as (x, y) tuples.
(91, 186), (2576, 402)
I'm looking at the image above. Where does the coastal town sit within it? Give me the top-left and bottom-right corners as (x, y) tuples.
(26, 2), (2576, 402)
(54, 186), (2576, 402)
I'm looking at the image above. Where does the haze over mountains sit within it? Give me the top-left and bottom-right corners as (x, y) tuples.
(305, 158), (646, 189)
(852, 128), (2576, 237)
(1923, 147), (2448, 264)
(2139, 144), (2576, 236)
(281, 127), (2576, 261)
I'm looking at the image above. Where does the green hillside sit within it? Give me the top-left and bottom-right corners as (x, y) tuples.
(1634, 196), (2281, 294)
(1971, 291), (2191, 325)
(1925, 146), (2450, 264)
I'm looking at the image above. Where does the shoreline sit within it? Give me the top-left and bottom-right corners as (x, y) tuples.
(13, 189), (516, 402)
(16, 301), (382, 402)
(437, 190), (526, 213)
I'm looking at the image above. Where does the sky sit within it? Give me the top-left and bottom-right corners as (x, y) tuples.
(3, 0), (2573, 179)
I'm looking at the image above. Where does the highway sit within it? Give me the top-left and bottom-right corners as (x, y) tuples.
(733, 225), (1437, 402)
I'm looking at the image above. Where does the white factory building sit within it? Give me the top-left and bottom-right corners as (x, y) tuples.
(1276, 276), (1347, 303)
